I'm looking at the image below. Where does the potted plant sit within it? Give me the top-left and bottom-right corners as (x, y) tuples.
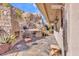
(0, 34), (16, 54)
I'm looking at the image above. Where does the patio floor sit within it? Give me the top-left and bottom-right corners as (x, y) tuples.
(1, 34), (58, 56)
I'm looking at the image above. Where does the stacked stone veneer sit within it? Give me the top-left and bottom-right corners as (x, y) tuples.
(0, 6), (12, 35)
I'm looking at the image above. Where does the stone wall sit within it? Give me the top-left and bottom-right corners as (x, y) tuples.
(0, 7), (12, 35)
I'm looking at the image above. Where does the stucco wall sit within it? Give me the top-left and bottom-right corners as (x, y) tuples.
(66, 3), (79, 56)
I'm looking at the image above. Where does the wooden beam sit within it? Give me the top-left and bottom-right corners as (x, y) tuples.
(36, 3), (50, 25)
(51, 5), (63, 9)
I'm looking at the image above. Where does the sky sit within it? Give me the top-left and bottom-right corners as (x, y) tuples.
(10, 3), (46, 24)
(10, 3), (40, 13)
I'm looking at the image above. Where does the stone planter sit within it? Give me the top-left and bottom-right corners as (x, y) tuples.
(0, 43), (10, 54)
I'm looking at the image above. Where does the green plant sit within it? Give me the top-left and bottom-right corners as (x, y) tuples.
(3, 3), (11, 7)
(0, 35), (16, 44)
(15, 9), (22, 17)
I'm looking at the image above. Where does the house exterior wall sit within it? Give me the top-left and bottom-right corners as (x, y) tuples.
(65, 3), (79, 56)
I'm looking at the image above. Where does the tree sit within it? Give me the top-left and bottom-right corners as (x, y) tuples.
(3, 3), (11, 7)
(15, 9), (22, 18)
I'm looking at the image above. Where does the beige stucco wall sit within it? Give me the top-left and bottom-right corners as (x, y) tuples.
(66, 3), (79, 56)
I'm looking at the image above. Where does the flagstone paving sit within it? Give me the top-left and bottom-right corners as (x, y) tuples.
(2, 34), (58, 56)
